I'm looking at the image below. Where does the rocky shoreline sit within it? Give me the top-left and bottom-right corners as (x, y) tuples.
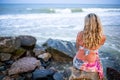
(0, 35), (120, 80)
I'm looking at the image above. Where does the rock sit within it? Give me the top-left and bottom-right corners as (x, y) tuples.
(8, 57), (40, 75)
(12, 48), (26, 60)
(15, 76), (25, 80)
(0, 66), (6, 71)
(43, 38), (76, 58)
(53, 72), (64, 80)
(38, 53), (51, 68)
(33, 47), (46, 57)
(63, 68), (72, 80)
(39, 58), (51, 68)
(38, 52), (51, 61)
(0, 53), (11, 61)
(10, 74), (25, 80)
(0, 74), (5, 80)
(4, 60), (14, 69)
(0, 62), (3, 66)
(20, 72), (32, 80)
(2, 76), (12, 80)
(24, 73), (32, 80)
(26, 50), (33, 57)
(32, 68), (55, 80)
(0, 37), (21, 53)
(69, 67), (99, 80)
(18, 35), (36, 49)
(107, 67), (120, 80)
(46, 47), (73, 62)
(4, 60), (14, 65)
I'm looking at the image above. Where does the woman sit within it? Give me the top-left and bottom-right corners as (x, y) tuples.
(73, 13), (106, 80)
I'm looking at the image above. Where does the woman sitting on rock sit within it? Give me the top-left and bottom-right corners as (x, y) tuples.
(73, 13), (106, 80)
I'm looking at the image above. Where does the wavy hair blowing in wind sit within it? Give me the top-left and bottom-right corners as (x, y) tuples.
(83, 13), (103, 49)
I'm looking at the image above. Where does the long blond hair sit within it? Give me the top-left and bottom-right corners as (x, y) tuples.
(83, 13), (103, 49)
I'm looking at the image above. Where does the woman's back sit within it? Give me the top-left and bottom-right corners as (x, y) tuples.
(76, 31), (106, 62)
(73, 13), (106, 79)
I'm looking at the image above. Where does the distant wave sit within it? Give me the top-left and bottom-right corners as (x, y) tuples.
(0, 8), (120, 15)
(82, 8), (120, 12)
(25, 8), (83, 13)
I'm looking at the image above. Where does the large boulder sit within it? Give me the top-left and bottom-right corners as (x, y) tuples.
(42, 38), (76, 62)
(8, 57), (40, 75)
(18, 35), (36, 49)
(0, 37), (21, 53)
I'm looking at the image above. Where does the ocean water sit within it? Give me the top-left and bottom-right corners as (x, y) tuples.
(0, 4), (120, 73)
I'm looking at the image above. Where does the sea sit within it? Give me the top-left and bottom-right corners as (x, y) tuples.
(0, 4), (120, 74)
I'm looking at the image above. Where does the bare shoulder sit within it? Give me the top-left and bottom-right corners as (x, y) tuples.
(77, 31), (83, 36)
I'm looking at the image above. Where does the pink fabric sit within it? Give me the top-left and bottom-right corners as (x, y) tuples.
(79, 52), (104, 79)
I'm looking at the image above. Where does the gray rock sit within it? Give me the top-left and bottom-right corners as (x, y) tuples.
(42, 38), (76, 62)
(2, 76), (12, 80)
(33, 47), (45, 57)
(0, 53), (11, 61)
(32, 69), (55, 80)
(8, 57), (40, 75)
(43, 38), (76, 58)
(18, 35), (36, 49)
(0, 37), (21, 53)
(0, 66), (6, 71)
(53, 72), (64, 80)
(0, 74), (5, 80)
(4, 60), (14, 65)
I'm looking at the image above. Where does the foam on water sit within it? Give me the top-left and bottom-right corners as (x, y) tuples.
(0, 7), (120, 56)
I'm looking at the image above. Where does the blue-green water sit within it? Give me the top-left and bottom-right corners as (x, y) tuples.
(0, 4), (120, 14)
(0, 4), (120, 74)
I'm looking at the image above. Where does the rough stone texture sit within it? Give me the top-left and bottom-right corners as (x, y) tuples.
(0, 53), (11, 61)
(0, 74), (5, 80)
(43, 38), (76, 58)
(107, 67), (120, 80)
(69, 67), (100, 80)
(32, 68), (55, 80)
(0, 66), (6, 71)
(45, 47), (73, 62)
(2, 76), (12, 80)
(18, 35), (36, 49)
(38, 52), (51, 61)
(0, 62), (3, 66)
(8, 57), (40, 75)
(12, 48), (26, 60)
(0, 37), (21, 53)
(33, 47), (46, 57)
(53, 72), (64, 80)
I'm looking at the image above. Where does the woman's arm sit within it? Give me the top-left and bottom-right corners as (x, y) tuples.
(76, 31), (83, 51)
(101, 35), (106, 45)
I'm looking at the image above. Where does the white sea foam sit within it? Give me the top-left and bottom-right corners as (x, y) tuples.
(54, 8), (72, 13)
(0, 8), (120, 55)
(26, 8), (32, 10)
(82, 8), (120, 12)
